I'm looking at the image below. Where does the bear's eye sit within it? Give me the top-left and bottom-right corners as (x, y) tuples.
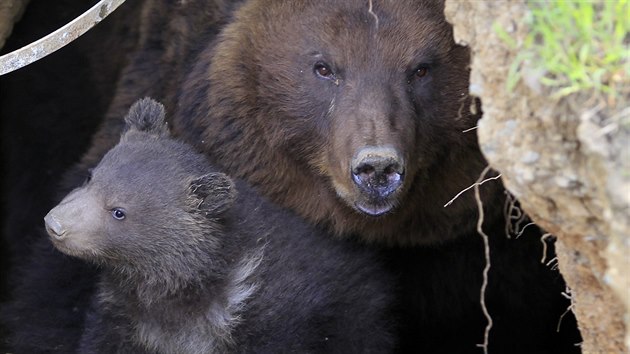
(111, 208), (126, 221)
(313, 62), (334, 79)
(414, 66), (429, 79)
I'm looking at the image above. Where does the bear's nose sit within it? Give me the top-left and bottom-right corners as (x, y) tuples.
(44, 213), (66, 239)
(351, 146), (404, 199)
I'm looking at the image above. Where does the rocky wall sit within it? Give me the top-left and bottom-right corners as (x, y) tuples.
(444, 1), (629, 353)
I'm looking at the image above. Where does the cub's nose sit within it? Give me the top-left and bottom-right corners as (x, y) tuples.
(44, 212), (66, 239)
(351, 146), (404, 199)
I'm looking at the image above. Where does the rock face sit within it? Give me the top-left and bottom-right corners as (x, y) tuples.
(0, 0), (29, 49)
(445, 1), (629, 353)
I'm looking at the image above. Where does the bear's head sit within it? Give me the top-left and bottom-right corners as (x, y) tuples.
(45, 98), (237, 269)
(177, 0), (500, 245)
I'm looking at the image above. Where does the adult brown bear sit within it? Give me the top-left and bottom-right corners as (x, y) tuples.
(1, 0), (581, 353)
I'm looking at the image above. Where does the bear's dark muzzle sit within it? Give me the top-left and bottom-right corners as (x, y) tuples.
(350, 146), (405, 216)
(351, 146), (404, 199)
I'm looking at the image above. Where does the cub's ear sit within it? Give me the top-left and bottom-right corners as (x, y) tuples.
(123, 97), (169, 136)
(189, 173), (237, 215)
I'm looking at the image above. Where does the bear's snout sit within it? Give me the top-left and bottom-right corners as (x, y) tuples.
(350, 146), (404, 216)
(44, 212), (66, 239)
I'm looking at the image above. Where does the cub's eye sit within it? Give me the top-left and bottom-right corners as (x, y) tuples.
(83, 168), (94, 184)
(314, 62), (334, 79)
(415, 66), (429, 79)
(111, 208), (126, 221)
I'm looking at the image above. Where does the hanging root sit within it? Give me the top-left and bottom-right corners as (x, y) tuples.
(503, 191), (539, 239)
(443, 171), (502, 208)
(546, 256), (559, 271)
(557, 287), (575, 332)
(443, 164), (503, 353)
(474, 165), (494, 354)
(540, 233), (553, 264)
(503, 192), (520, 237)
(503, 191), (516, 238)
(514, 222), (536, 239)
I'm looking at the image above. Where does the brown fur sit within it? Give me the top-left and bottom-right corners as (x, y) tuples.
(174, 0), (500, 245)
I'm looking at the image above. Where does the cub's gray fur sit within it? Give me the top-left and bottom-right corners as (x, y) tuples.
(45, 98), (395, 353)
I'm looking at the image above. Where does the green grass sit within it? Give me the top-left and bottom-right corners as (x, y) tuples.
(496, 0), (630, 100)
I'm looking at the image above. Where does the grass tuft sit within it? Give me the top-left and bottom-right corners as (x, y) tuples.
(496, 0), (629, 101)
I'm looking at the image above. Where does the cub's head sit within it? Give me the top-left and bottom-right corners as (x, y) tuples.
(45, 98), (236, 264)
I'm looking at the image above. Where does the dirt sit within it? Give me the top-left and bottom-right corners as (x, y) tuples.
(445, 1), (630, 353)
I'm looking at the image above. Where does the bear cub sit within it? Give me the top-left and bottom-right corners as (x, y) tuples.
(44, 98), (395, 354)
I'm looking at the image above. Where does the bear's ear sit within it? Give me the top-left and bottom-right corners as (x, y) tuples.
(189, 172), (237, 215)
(124, 97), (169, 136)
